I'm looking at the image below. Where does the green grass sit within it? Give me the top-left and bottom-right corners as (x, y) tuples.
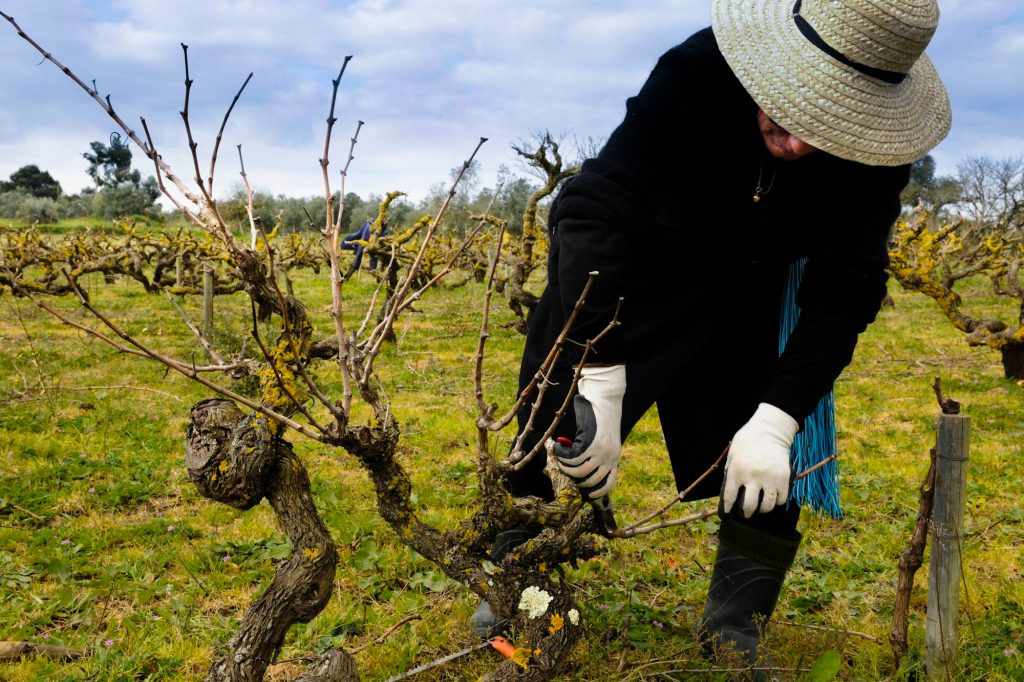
(0, 217), (149, 234)
(0, 216), (240, 236)
(0, 261), (1022, 681)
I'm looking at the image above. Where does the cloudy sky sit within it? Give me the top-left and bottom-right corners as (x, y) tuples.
(1, 0), (1021, 205)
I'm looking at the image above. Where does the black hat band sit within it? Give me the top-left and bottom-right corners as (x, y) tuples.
(793, 0), (908, 85)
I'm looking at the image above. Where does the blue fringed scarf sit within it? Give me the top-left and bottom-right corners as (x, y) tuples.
(779, 258), (843, 518)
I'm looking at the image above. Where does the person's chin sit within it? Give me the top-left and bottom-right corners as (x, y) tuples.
(766, 146), (797, 161)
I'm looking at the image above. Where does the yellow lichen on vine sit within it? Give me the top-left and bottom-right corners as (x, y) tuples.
(218, 460), (229, 473)
(548, 613), (564, 634)
(258, 330), (312, 415)
(556, 488), (574, 505)
(373, 191), (407, 236)
(510, 647), (533, 670)
(889, 209), (1024, 360)
(888, 215), (975, 332)
(303, 546), (321, 561)
(390, 214), (432, 246)
(459, 528), (479, 547)
(253, 217), (281, 251)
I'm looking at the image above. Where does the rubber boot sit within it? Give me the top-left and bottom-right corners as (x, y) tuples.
(698, 517), (801, 681)
(469, 529), (531, 638)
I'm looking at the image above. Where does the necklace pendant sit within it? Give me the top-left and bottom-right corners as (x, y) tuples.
(752, 193), (761, 203)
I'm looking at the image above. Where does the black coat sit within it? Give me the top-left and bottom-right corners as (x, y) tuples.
(511, 27), (910, 499)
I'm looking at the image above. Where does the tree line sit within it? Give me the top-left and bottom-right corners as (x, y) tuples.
(0, 133), (552, 238)
(901, 152), (1024, 236)
(0, 133), (160, 223)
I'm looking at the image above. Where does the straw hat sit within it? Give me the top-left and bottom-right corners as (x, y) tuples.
(711, 0), (951, 166)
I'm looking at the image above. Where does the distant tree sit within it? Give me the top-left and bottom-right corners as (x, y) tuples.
(220, 187), (279, 233)
(450, 158), (481, 201)
(55, 189), (96, 220)
(955, 155), (1024, 236)
(82, 133), (160, 219)
(84, 132), (140, 189)
(0, 190), (29, 218)
(901, 154), (960, 214)
(385, 196), (413, 231)
(1, 164), (63, 199)
(412, 160), (484, 237)
(219, 188), (380, 235)
(573, 133), (605, 161)
(277, 196), (321, 233)
(91, 176), (161, 219)
(339, 191), (366, 235)
(15, 196), (59, 223)
(504, 132), (580, 331)
(494, 173), (536, 236)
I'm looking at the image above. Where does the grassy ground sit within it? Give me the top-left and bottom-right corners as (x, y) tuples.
(0, 217), (162, 234)
(0, 257), (1022, 681)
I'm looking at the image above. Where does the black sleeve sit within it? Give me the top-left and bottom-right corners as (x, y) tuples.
(761, 163), (911, 423)
(552, 36), (717, 364)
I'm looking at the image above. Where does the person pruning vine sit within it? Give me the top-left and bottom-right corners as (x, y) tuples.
(474, 0), (951, 676)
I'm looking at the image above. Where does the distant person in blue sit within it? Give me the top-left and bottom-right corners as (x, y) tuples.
(342, 218), (387, 271)
(471, 0), (951, 674)
(341, 218), (372, 271)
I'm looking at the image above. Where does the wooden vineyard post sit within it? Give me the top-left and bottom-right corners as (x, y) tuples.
(202, 263), (214, 338)
(175, 254), (184, 287)
(925, 400), (970, 680)
(284, 266), (294, 296)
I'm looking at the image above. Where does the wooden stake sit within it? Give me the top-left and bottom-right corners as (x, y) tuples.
(926, 411), (969, 680)
(202, 263), (214, 338)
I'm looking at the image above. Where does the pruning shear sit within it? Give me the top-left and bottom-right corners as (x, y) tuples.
(381, 636), (517, 681)
(556, 436), (618, 537)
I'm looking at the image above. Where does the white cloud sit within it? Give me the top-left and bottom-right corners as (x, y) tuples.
(993, 30), (1024, 55)
(933, 106), (1024, 175)
(1, 0), (1021, 202)
(91, 22), (177, 63)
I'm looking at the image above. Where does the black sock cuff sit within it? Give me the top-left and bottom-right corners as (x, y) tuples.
(718, 517), (801, 571)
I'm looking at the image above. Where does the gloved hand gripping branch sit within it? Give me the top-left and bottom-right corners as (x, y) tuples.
(721, 402), (799, 518)
(551, 364), (626, 533)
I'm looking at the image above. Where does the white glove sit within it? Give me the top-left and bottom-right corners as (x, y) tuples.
(552, 364), (626, 500)
(721, 402), (798, 518)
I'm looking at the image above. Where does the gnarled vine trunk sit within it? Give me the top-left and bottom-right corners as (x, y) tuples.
(186, 399), (359, 682)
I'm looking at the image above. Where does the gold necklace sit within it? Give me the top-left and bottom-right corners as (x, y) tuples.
(753, 154), (778, 203)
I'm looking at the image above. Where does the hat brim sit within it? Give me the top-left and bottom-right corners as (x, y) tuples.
(711, 0), (951, 166)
